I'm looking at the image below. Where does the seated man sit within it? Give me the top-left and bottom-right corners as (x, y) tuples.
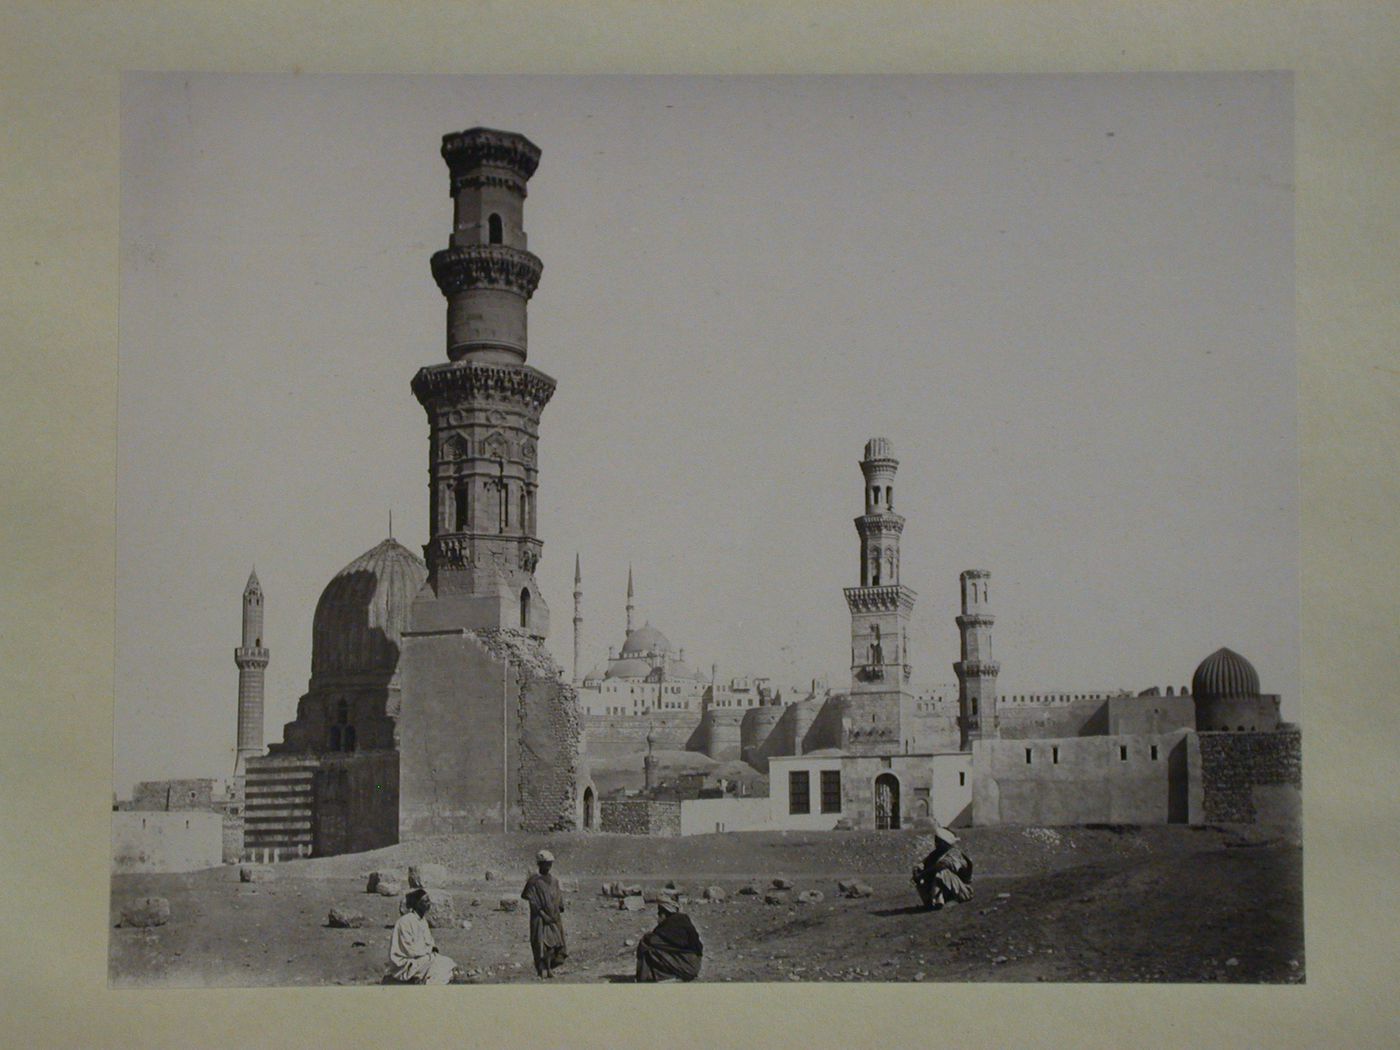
(385, 887), (457, 984)
(913, 824), (974, 910)
(636, 894), (703, 983)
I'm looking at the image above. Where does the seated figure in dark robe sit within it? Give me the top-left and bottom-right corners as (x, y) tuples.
(636, 895), (703, 983)
(913, 824), (974, 910)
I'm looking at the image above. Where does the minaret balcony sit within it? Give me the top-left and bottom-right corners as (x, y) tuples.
(431, 244), (542, 299)
(235, 646), (270, 667)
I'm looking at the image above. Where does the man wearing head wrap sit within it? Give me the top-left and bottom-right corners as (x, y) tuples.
(520, 849), (568, 978)
(635, 894), (704, 983)
(385, 887), (457, 984)
(913, 823), (974, 910)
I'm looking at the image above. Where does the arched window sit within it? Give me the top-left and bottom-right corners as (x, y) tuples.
(344, 725), (357, 752)
(488, 213), (503, 244)
(520, 489), (528, 532)
(520, 587), (531, 629)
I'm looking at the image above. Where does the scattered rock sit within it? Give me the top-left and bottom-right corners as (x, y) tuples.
(912, 972), (926, 982)
(484, 870), (498, 882)
(1225, 957), (1240, 967)
(470, 898), (481, 907)
(620, 895), (646, 911)
(408, 863), (449, 889)
(601, 882), (617, 897)
(663, 880), (679, 891)
(996, 892), (1012, 899)
(841, 880), (874, 899)
(738, 883), (761, 896)
(796, 890), (824, 905)
(622, 884), (643, 897)
(327, 906), (367, 929)
(993, 956), (1009, 965)
(771, 876), (794, 890)
(624, 937), (636, 947)
(351, 940), (367, 948)
(239, 865), (275, 883)
(375, 879), (403, 897)
(459, 919), (472, 930)
(763, 892), (789, 906)
(425, 892), (461, 929)
(498, 896), (519, 913)
(366, 869), (406, 893)
(119, 897), (170, 928)
(703, 886), (727, 902)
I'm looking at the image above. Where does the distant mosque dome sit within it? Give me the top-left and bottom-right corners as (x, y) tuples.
(621, 623), (672, 657)
(311, 538), (427, 681)
(1191, 647), (1261, 701)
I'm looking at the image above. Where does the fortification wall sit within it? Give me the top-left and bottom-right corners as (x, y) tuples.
(740, 706), (785, 771)
(697, 709), (746, 761)
(112, 811), (224, 873)
(129, 778), (218, 812)
(996, 696), (1111, 739)
(1190, 729), (1301, 826)
(972, 730), (1192, 826)
(580, 714), (703, 760)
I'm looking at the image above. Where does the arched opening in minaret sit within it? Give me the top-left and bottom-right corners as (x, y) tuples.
(582, 786), (595, 830)
(488, 213), (503, 244)
(520, 587), (531, 629)
(455, 483), (469, 531)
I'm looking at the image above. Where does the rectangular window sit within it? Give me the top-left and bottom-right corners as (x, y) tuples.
(1150, 745), (1159, 761)
(1119, 745), (1128, 761)
(959, 771), (966, 787)
(1052, 746), (1060, 764)
(788, 771), (811, 815)
(820, 770), (841, 813)
(1025, 748), (1033, 764)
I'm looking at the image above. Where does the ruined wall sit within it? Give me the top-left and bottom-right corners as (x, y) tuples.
(599, 799), (681, 836)
(972, 730), (1192, 826)
(1190, 729), (1301, 826)
(112, 812), (224, 873)
(399, 626), (581, 837)
(129, 778), (218, 811)
(221, 811), (243, 864)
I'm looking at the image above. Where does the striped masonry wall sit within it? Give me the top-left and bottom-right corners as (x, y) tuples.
(242, 755), (319, 861)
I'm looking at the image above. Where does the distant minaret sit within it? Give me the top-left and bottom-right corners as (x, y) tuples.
(572, 553), (583, 685)
(954, 569), (1000, 750)
(234, 568), (269, 777)
(626, 564), (635, 634)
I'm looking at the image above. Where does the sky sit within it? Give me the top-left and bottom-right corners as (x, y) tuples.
(117, 73), (1296, 794)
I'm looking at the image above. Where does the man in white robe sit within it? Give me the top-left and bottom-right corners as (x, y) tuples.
(386, 887), (457, 984)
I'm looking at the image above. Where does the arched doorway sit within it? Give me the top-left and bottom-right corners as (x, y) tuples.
(582, 786), (595, 830)
(520, 587), (531, 629)
(875, 773), (900, 830)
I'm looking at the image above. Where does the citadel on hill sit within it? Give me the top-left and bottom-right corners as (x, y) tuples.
(113, 127), (1301, 872)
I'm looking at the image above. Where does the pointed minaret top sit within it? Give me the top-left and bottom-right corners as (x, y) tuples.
(244, 567), (261, 594)
(627, 564), (634, 598)
(574, 552), (582, 585)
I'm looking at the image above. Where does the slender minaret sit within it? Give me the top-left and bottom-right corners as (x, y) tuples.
(954, 569), (1000, 750)
(572, 553), (583, 685)
(234, 568), (269, 777)
(625, 564), (635, 634)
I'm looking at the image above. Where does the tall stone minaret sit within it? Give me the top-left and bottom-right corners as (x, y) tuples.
(572, 553), (583, 685)
(625, 564), (635, 634)
(234, 568), (269, 777)
(410, 127), (553, 636)
(954, 569), (1000, 750)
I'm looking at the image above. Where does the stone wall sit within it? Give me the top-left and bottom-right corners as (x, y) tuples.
(221, 811), (243, 864)
(599, 799), (681, 836)
(1191, 729), (1301, 826)
(579, 714), (702, 759)
(112, 811), (224, 873)
(972, 730), (1192, 826)
(313, 751), (399, 855)
(129, 778), (218, 811)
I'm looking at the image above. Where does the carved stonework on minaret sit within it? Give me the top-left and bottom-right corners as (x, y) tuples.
(572, 553), (583, 686)
(234, 568), (268, 777)
(955, 568), (1000, 750)
(409, 127), (555, 638)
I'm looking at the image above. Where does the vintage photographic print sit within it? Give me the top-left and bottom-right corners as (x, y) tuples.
(112, 73), (1300, 987)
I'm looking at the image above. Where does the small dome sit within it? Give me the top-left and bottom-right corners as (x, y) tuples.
(311, 538), (427, 680)
(604, 658), (654, 680)
(1191, 647), (1260, 701)
(621, 622), (673, 657)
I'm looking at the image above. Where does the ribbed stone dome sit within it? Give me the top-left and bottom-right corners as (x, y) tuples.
(311, 538), (428, 680)
(1191, 647), (1261, 701)
(864, 437), (894, 461)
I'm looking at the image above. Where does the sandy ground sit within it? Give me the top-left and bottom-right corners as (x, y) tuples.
(109, 824), (1303, 986)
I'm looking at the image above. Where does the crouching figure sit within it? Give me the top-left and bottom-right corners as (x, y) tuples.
(385, 887), (457, 984)
(913, 824), (974, 910)
(636, 895), (703, 982)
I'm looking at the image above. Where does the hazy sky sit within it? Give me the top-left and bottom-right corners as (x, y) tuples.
(117, 73), (1295, 793)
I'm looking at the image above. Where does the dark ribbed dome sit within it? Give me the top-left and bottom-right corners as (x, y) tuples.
(1191, 647), (1260, 701)
(310, 538), (427, 680)
(621, 623), (672, 658)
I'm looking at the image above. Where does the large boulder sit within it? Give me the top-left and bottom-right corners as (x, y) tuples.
(375, 879), (403, 897)
(408, 864), (449, 889)
(837, 878), (874, 898)
(239, 865), (275, 883)
(366, 868), (407, 893)
(119, 897), (170, 928)
(771, 876), (794, 890)
(737, 883), (762, 896)
(796, 890), (825, 905)
(327, 906), (367, 929)
(425, 892), (461, 929)
(703, 886), (727, 903)
(620, 895), (647, 911)
(763, 892), (789, 906)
